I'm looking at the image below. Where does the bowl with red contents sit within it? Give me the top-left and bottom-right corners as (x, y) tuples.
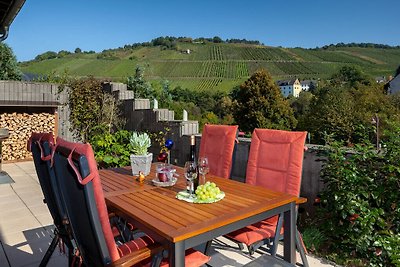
(155, 163), (176, 182)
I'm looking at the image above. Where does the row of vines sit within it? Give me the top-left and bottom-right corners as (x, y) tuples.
(152, 61), (249, 79)
(195, 45), (297, 61)
(150, 60), (352, 80)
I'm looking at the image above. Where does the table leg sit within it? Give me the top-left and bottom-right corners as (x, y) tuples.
(283, 201), (296, 264)
(169, 241), (185, 267)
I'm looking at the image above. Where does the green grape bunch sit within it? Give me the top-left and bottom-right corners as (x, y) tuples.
(195, 181), (221, 201)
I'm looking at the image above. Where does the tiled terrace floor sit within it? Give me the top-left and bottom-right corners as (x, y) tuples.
(0, 161), (336, 267)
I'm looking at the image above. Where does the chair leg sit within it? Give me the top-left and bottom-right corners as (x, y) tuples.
(271, 213), (284, 256)
(150, 253), (163, 267)
(39, 234), (60, 267)
(204, 240), (212, 256)
(248, 241), (264, 256)
(248, 244), (255, 255)
(68, 248), (74, 266)
(296, 230), (309, 267)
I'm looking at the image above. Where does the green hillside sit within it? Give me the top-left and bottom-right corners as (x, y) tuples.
(20, 42), (400, 92)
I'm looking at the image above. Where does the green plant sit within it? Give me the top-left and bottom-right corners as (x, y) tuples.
(317, 123), (400, 266)
(89, 130), (133, 168)
(149, 128), (171, 153)
(0, 43), (22, 80)
(130, 132), (151, 155)
(231, 69), (297, 132)
(66, 76), (124, 142)
(301, 227), (326, 252)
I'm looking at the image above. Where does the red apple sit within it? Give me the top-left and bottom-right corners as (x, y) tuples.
(158, 168), (170, 182)
(158, 172), (167, 182)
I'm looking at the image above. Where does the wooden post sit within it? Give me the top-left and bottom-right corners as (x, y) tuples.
(54, 110), (59, 139)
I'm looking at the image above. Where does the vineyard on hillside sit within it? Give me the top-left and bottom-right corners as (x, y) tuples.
(20, 42), (400, 91)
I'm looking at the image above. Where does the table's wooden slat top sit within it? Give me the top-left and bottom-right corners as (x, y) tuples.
(101, 165), (298, 243)
(100, 166), (155, 196)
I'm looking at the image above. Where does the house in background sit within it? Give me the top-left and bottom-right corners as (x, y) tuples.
(385, 74), (400, 95)
(277, 78), (302, 97)
(375, 76), (388, 84)
(300, 80), (317, 92)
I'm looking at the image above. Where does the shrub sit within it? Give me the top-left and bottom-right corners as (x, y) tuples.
(89, 130), (133, 168)
(318, 123), (400, 266)
(66, 77), (124, 142)
(302, 227), (326, 253)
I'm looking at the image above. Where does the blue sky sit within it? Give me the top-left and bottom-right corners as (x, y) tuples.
(5, 0), (400, 62)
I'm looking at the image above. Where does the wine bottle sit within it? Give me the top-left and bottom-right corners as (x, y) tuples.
(188, 135), (199, 192)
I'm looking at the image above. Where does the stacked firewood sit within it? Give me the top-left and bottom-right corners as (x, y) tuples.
(0, 112), (55, 161)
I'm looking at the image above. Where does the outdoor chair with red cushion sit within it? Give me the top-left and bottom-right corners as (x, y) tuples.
(224, 128), (309, 267)
(199, 124), (239, 179)
(52, 137), (210, 267)
(28, 132), (75, 266)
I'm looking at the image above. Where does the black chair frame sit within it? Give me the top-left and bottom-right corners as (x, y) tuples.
(30, 136), (74, 266)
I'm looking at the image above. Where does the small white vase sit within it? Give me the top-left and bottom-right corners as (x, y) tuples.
(130, 153), (153, 176)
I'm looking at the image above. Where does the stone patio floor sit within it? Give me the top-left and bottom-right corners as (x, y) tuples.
(0, 161), (337, 267)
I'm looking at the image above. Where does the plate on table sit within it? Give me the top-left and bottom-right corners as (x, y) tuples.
(152, 177), (177, 187)
(176, 191), (225, 204)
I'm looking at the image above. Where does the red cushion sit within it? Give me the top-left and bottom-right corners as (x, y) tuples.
(226, 216), (282, 246)
(55, 137), (121, 262)
(117, 235), (155, 257)
(112, 226), (120, 238)
(227, 129), (306, 247)
(246, 129), (307, 196)
(199, 124), (238, 179)
(159, 248), (210, 267)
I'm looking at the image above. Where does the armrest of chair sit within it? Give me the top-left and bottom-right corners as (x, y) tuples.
(108, 243), (164, 267)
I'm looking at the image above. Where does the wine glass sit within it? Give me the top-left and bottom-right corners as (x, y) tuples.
(198, 157), (209, 185)
(184, 161), (197, 199)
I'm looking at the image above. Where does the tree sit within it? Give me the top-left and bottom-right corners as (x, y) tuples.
(160, 79), (172, 107)
(330, 65), (372, 88)
(0, 43), (22, 80)
(126, 66), (154, 98)
(74, 47), (82, 53)
(58, 50), (71, 57)
(67, 77), (123, 142)
(304, 87), (356, 144)
(291, 91), (313, 116)
(212, 36), (223, 43)
(232, 69), (297, 133)
(302, 83), (397, 145)
(214, 95), (233, 120)
(300, 66), (399, 145)
(200, 111), (219, 125)
(34, 51), (57, 61)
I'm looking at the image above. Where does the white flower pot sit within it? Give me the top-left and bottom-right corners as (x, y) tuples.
(130, 153), (153, 176)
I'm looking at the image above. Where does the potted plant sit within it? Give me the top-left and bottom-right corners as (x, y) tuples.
(130, 132), (152, 176)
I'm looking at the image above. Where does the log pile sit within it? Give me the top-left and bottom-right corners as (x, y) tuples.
(0, 112), (55, 161)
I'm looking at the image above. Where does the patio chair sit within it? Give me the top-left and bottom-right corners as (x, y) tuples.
(29, 132), (153, 266)
(199, 124), (239, 179)
(28, 132), (74, 266)
(52, 137), (210, 266)
(224, 128), (309, 266)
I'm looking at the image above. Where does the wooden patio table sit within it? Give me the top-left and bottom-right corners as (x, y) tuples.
(100, 164), (298, 267)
